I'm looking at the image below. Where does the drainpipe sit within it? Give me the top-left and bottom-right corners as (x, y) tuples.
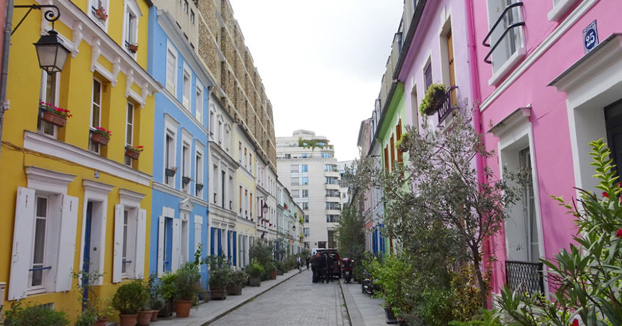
(465, 0), (492, 308)
(0, 0), (15, 163)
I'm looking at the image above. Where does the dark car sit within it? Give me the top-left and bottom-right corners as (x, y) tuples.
(316, 249), (340, 279)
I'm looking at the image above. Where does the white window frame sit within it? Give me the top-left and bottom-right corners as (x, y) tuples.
(39, 71), (61, 138)
(181, 137), (191, 193)
(90, 77), (103, 154)
(182, 64), (192, 110)
(114, 190), (147, 282)
(88, 0), (110, 31)
(125, 102), (135, 166)
(195, 82), (203, 124)
(224, 124), (231, 151)
(164, 114), (179, 187)
(548, 0), (579, 22)
(166, 42), (178, 95)
(486, 0), (526, 86)
(195, 141), (205, 198)
(122, 0), (142, 58)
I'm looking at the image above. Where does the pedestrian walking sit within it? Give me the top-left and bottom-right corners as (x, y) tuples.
(306, 255), (310, 270)
(321, 253), (329, 283)
(326, 253), (334, 282)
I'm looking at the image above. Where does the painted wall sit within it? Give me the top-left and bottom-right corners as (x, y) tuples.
(470, 0), (620, 293)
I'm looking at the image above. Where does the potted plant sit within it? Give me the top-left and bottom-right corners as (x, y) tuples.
(419, 83), (449, 116)
(3, 300), (70, 326)
(275, 261), (285, 275)
(39, 101), (72, 127)
(112, 281), (149, 326)
(92, 6), (108, 21)
(196, 183), (204, 192)
(125, 145), (144, 159)
(91, 127), (111, 146)
(137, 302), (153, 326)
(396, 132), (410, 153)
(227, 270), (248, 295)
(146, 274), (165, 321)
(72, 270), (112, 326)
(245, 262), (264, 287)
(158, 271), (177, 317)
(174, 262), (203, 317)
(206, 255), (231, 300)
(265, 261), (277, 280)
(165, 166), (178, 177)
(128, 43), (139, 53)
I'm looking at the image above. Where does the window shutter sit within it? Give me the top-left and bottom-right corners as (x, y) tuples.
(134, 209), (147, 279)
(172, 219), (181, 271)
(210, 227), (215, 255)
(217, 229), (222, 256)
(194, 216), (202, 256)
(8, 187), (36, 300)
(157, 216), (165, 276)
(55, 194), (79, 292)
(232, 231), (237, 266)
(113, 204), (124, 283)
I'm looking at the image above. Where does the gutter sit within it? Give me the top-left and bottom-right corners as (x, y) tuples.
(0, 0), (14, 163)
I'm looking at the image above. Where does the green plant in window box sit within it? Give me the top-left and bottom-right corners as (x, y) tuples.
(125, 145), (144, 159)
(419, 83), (449, 116)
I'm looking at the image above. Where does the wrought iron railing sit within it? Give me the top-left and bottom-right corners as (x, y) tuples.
(505, 260), (544, 295)
(438, 86), (459, 124)
(482, 2), (525, 64)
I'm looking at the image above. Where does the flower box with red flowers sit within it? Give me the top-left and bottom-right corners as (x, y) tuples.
(40, 102), (72, 127)
(91, 127), (111, 146)
(92, 6), (108, 22)
(125, 145), (144, 159)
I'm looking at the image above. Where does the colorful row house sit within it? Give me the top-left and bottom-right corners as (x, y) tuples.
(0, 0), (159, 317)
(361, 0), (622, 303)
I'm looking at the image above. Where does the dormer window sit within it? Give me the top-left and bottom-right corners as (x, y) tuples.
(123, 0), (142, 58)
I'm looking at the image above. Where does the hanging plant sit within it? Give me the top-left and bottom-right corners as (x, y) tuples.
(419, 83), (449, 116)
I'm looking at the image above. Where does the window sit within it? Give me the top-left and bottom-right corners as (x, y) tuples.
(302, 190), (309, 198)
(195, 151), (203, 197)
(124, 102), (135, 166)
(424, 61), (432, 91)
(124, 10), (137, 54)
(38, 71), (60, 137)
(445, 29), (457, 106)
(165, 127), (176, 187)
(302, 202), (309, 210)
(301, 177), (309, 185)
(31, 196), (48, 288)
(301, 165), (308, 173)
(122, 210), (129, 275)
(183, 0), (189, 13)
(291, 178), (299, 186)
(116, 196), (147, 280)
(249, 153), (253, 173)
(89, 0), (109, 29)
(190, 10), (195, 24)
(182, 142), (190, 193)
(89, 78), (103, 153)
(209, 106), (215, 137)
(218, 118), (223, 144)
(325, 177), (338, 185)
(238, 142), (242, 163)
(410, 86), (418, 129)
(321, 153), (332, 158)
(244, 148), (248, 167)
(284, 154), (291, 159)
(304, 215), (309, 223)
(195, 84), (203, 123)
(485, 0), (525, 84)
(390, 134), (395, 170)
(303, 228), (309, 236)
(326, 202), (340, 210)
(166, 45), (177, 94)
(301, 153), (308, 158)
(291, 164), (299, 173)
(239, 186), (243, 214)
(182, 67), (191, 109)
(326, 215), (339, 222)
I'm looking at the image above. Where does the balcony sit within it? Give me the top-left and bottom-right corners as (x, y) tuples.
(437, 86), (459, 124)
(505, 260), (544, 295)
(482, 2), (525, 65)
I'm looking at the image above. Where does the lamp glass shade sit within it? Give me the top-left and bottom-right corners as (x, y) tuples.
(34, 30), (70, 74)
(292, 225), (296, 231)
(262, 203), (268, 214)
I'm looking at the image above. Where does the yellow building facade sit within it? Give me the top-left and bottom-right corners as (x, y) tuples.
(0, 0), (159, 321)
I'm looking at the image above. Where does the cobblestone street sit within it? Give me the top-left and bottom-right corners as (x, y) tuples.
(210, 270), (349, 326)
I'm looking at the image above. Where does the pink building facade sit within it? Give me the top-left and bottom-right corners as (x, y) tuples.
(471, 0), (622, 296)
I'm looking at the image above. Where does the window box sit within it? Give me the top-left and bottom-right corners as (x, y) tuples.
(92, 7), (108, 22)
(196, 183), (204, 192)
(91, 128), (111, 146)
(420, 84), (449, 116)
(125, 145), (143, 160)
(41, 111), (66, 127)
(165, 167), (177, 177)
(128, 43), (139, 54)
(182, 176), (191, 185)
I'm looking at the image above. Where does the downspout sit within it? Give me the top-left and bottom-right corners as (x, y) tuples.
(465, 0), (491, 308)
(0, 0), (15, 163)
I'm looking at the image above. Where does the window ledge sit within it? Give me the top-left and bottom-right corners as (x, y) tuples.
(548, 0), (579, 22)
(488, 47), (526, 87)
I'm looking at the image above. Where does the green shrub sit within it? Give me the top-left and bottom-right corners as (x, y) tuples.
(175, 262), (204, 300)
(416, 288), (455, 326)
(3, 301), (69, 326)
(159, 271), (177, 300)
(112, 281), (149, 315)
(228, 270), (249, 286)
(449, 309), (513, 326)
(245, 262), (265, 278)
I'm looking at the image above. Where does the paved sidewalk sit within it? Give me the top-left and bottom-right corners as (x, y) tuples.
(340, 280), (386, 326)
(156, 269), (301, 326)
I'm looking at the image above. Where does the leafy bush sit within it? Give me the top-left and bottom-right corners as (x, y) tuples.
(416, 288), (455, 326)
(371, 254), (415, 318)
(3, 301), (69, 326)
(112, 281), (149, 314)
(275, 261), (286, 273)
(229, 270), (249, 286)
(205, 255), (231, 288)
(175, 262), (204, 300)
(159, 271), (177, 300)
(449, 309), (514, 326)
(245, 262), (265, 278)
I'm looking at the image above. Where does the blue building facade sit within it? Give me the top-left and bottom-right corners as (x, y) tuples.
(147, 7), (213, 284)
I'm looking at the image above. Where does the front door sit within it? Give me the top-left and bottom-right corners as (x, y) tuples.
(82, 202), (93, 309)
(605, 99), (622, 178)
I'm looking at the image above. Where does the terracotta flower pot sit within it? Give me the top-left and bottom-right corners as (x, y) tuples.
(94, 318), (107, 326)
(125, 149), (140, 159)
(118, 314), (138, 326)
(41, 111), (66, 127)
(175, 300), (192, 318)
(150, 310), (159, 321)
(91, 133), (110, 146)
(270, 270), (277, 280)
(210, 286), (227, 300)
(137, 310), (152, 326)
(128, 44), (139, 53)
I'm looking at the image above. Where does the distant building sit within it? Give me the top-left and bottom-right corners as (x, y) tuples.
(276, 130), (340, 249)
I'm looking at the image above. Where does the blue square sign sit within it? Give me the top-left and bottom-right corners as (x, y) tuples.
(583, 20), (599, 54)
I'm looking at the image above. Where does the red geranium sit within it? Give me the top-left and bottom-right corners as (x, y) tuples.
(602, 192), (609, 198)
(617, 229), (622, 238)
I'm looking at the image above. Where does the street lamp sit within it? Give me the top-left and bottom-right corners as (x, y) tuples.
(262, 202), (268, 214)
(33, 30), (70, 74)
(292, 224), (296, 231)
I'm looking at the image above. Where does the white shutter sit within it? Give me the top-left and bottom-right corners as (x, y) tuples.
(157, 216), (165, 276)
(194, 216), (202, 257)
(55, 195), (79, 292)
(172, 219), (181, 271)
(134, 209), (147, 279)
(8, 187), (36, 300)
(113, 204), (124, 283)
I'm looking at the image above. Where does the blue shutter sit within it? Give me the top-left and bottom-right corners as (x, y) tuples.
(372, 230), (377, 254)
(233, 231), (237, 266)
(227, 231), (232, 263)
(217, 229), (222, 256)
(210, 227), (215, 255)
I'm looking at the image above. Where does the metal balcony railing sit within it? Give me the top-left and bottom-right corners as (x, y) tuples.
(437, 86), (459, 124)
(505, 260), (544, 295)
(482, 2), (525, 64)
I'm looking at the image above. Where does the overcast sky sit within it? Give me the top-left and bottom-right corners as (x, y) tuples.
(227, 0), (404, 161)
